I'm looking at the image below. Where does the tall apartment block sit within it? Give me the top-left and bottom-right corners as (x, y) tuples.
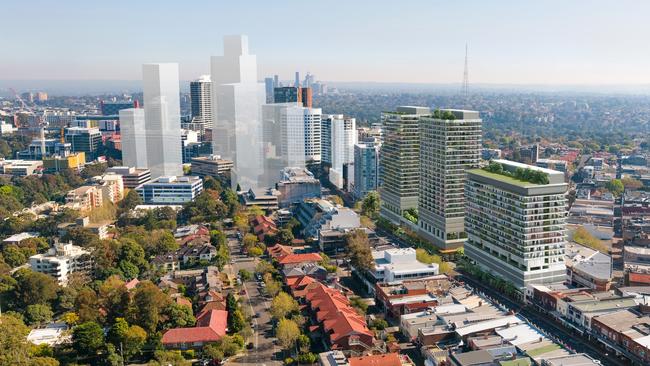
(322, 114), (356, 189)
(119, 108), (148, 168)
(142, 63), (183, 179)
(418, 109), (482, 250)
(190, 75), (213, 129)
(260, 103), (321, 186)
(211, 35), (265, 189)
(264, 77), (274, 103)
(379, 106), (429, 225)
(465, 160), (568, 288)
(353, 142), (380, 199)
(273, 86), (312, 108)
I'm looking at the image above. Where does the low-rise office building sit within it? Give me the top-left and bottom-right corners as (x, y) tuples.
(190, 155), (233, 180)
(371, 248), (439, 284)
(0, 159), (42, 176)
(42, 152), (85, 173)
(106, 166), (152, 188)
(136, 176), (203, 205)
(276, 167), (321, 208)
(239, 187), (281, 211)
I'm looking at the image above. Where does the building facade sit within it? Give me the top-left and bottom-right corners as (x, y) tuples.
(465, 160), (568, 288)
(190, 75), (213, 129)
(353, 143), (380, 200)
(29, 242), (93, 285)
(418, 109), (482, 250)
(136, 176), (204, 204)
(322, 114), (356, 189)
(379, 106), (429, 224)
(64, 127), (102, 160)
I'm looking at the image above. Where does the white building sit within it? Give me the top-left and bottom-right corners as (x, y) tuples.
(190, 75), (213, 129)
(211, 35), (265, 190)
(0, 159), (42, 176)
(260, 103), (322, 186)
(418, 109), (482, 250)
(322, 114), (356, 189)
(27, 323), (70, 346)
(0, 121), (16, 135)
(465, 160), (568, 288)
(370, 247), (439, 283)
(29, 242), (93, 285)
(136, 176), (204, 204)
(143, 63), (183, 179)
(119, 108), (148, 168)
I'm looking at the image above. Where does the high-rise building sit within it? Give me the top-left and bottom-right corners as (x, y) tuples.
(260, 103), (321, 186)
(190, 75), (213, 129)
(322, 114), (356, 189)
(353, 143), (380, 199)
(119, 108), (148, 168)
(64, 127), (102, 160)
(295, 71), (300, 87)
(273, 86), (312, 107)
(418, 109), (482, 250)
(264, 77), (274, 103)
(101, 101), (135, 116)
(301, 87), (313, 108)
(379, 106), (429, 224)
(273, 74), (280, 88)
(142, 63), (183, 179)
(274, 87), (299, 104)
(211, 35), (265, 189)
(465, 160), (568, 288)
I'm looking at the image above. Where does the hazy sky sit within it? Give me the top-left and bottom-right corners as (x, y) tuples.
(3, 0), (650, 85)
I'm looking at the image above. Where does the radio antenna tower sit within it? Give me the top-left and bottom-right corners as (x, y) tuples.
(462, 43), (469, 97)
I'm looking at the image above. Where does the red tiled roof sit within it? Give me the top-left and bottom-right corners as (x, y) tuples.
(287, 275), (318, 297)
(279, 252), (322, 265)
(268, 244), (293, 260)
(161, 309), (227, 346)
(349, 353), (402, 366)
(175, 297), (192, 308)
(124, 278), (140, 290)
(304, 283), (373, 345)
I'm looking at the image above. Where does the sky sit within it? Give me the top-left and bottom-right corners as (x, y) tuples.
(2, 0), (650, 85)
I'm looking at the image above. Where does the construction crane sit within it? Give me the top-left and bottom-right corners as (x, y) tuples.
(9, 87), (48, 158)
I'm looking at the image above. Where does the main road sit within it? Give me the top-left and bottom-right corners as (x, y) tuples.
(224, 231), (281, 366)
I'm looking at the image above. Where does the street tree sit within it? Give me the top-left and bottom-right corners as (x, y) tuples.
(276, 318), (300, 351)
(270, 292), (299, 320)
(346, 229), (374, 272)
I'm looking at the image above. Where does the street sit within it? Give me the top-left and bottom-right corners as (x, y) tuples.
(224, 232), (281, 366)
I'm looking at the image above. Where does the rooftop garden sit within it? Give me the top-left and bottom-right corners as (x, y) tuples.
(483, 161), (549, 185)
(432, 109), (456, 120)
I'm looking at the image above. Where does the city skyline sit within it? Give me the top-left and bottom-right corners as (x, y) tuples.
(3, 0), (650, 85)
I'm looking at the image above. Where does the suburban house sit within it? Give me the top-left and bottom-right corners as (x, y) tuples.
(161, 309), (227, 350)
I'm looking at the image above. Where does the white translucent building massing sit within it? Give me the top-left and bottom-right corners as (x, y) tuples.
(464, 160), (568, 288)
(142, 63), (183, 179)
(211, 35), (265, 189)
(119, 108), (148, 169)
